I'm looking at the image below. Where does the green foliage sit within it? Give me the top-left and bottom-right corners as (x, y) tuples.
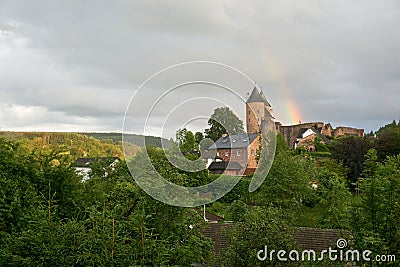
(313, 167), (351, 229)
(351, 149), (400, 261)
(219, 179), (251, 204)
(3, 119), (400, 265)
(313, 136), (329, 152)
(374, 121), (400, 161)
(224, 204), (296, 266)
(81, 132), (171, 148)
(294, 146), (307, 155)
(375, 119), (399, 136)
(330, 136), (374, 189)
(205, 107), (244, 141)
(176, 128), (198, 154)
(2, 131), (138, 160)
(139, 146), (208, 187)
(0, 138), (39, 234)
(0, 138), (212, 266)
(254, 136), (312, 217)
(194, 131), (204, 144)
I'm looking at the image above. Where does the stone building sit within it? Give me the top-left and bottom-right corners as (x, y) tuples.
(276, 122), (326, 150)
(277, 121), (364, 150)
(205, 87), (273, 176)
(246, 87), (273, 134)
(332, 126), (364, 138)
(295, 127), (330, 151)
(207, 133), (261, 176)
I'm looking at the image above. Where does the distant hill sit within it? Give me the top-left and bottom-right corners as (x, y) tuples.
(81, 132), (172, 148)
(1, 131), (171, 149)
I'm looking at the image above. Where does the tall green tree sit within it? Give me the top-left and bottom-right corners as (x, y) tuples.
(194, 131), (204, 144)
(330, 136), (374, 189)
(176, 128), (198, 154)
(351, 149), (400, 261)
(205, 107), (244, 141)
(254, 134), (312, 216)
(375, 121), (400, 161)
(224, 203), (296, 267)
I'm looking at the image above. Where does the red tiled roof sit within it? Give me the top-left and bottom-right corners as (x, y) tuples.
(294, 227), (352, 252)
(202, 223), (233, 254)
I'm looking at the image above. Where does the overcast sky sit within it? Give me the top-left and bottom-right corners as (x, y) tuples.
(0, 0), (399, 137)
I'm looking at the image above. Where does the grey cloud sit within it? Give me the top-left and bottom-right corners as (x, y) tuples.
(0, 0), (399, 135)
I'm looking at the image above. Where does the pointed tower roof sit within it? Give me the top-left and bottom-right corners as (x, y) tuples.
(246, 87), (271, 107)
(259, 90), (271, 107)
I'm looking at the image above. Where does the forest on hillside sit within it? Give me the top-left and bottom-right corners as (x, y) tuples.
(1, 131), (141, 160)
(0, 120), (399, 266)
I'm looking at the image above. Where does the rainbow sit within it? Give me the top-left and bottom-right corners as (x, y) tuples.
(261, 56), (303, 124)
(286, 98), (302, 124)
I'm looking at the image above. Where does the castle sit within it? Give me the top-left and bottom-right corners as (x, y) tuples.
(245, 87), (364, 151)
(206, 87), (274, 176)
(206, 87), (364, 175)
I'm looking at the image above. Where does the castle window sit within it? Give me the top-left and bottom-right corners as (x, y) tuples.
(251, 149), (255, 156)
(225, 151), (229, 157)
(237, 150), (241, 156)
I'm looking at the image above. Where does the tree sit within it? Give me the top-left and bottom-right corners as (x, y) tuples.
(313, 136), (329, 152)
(204, 107), (244, 141)
(224, 204), (296, 267)
(351, 149), (400, 261)
(254, 134), (312, 216)
(175, 128), (198, 154)
(375, 122), (400, 161)
(313, 167), (351, 229)
(0, 138), (39, 235)
(194, 132), (204, 144)
(330, 136), (374, 189)
(375, 119), (398, 136)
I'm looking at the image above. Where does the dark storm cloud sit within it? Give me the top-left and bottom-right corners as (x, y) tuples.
(0, 0), (399, 134)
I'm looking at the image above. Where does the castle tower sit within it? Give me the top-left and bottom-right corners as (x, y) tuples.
(246, 87), (273, 134)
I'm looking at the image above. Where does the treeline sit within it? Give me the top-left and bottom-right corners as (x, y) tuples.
(1, 131), (141, 160)
(81, 132), (171, 148)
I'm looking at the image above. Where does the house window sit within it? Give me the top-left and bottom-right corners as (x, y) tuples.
(217, 151), (220, 157)
(225, 151), (229, 157)
(251, 149), (255, 156)
(237, 150), (241, 156)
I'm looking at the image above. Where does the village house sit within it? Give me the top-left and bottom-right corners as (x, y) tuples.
(74, 157), (119, 181)
(295, 127), (330, 151)
(205, 87), (272, 176)
(207, 133), (260, 176)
